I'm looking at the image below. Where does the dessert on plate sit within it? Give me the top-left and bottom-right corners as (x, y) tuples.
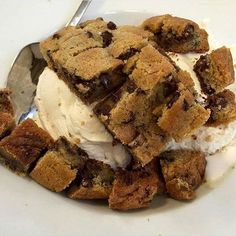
(0, 14), (236, 211)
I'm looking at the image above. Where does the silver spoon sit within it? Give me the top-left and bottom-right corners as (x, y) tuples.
(7, 0), (92, 123)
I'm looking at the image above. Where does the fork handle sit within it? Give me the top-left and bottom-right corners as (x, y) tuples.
(67, 0), (92, 26)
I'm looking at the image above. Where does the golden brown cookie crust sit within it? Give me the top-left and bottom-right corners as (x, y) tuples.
(30, 137), (87, 192)
(67, 159), (114, 200)
(0, 119), (53, 175)
(206, 89), (236, 126)
(108, 25), (154, 59)
(62, 48), (123, 80)
(158, 89), (210, 141)
(30, 151), (77, 192)
(0, 112), (15, 139)
(160, 150), (206, 200)
(142, 14), (209, 53)
(40, 25), (126, 104)
(194, 47), (235, 94)
(108, 160), (164, 210)
(0, 89), (14, 116)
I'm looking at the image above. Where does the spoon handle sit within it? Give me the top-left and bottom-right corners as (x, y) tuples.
(67, 0), (92, 26)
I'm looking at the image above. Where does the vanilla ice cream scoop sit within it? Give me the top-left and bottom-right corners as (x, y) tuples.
(35, 67), (130, 169)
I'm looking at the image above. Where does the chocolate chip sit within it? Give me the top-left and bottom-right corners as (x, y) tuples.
(216, 97), (228, 108)
(159, 133), (166, 141)
(182, 24), (194, 39)
(118, 48), (139, 60)
(113, 64), (124, 74)
(138, 170), (151, 178)
(167, 92), (180, 108)
(86, 31), (93, 38)
(162, 74), (179, 97)
(194, 55), (210, 72)
(127, 81), (137, 93)
(107, 21), (117, 30)
(182, 99), (190, 111)
(126, 158), (141, 171)
(101, 31), (113, 47)
(206, 92), (229, 124)
(200, 80), (215, 95)
(100, 73), (111, 89)
(52, 33), (60, 39)
(123, 111), (135, 124)
(209, 109), (218, 122)
(207, 94), (228, 109)
(128, 134), (145, 148)
(143, 187), (151, 198)
(165, 155), (175, 162)
(112, 139), (119, 146)
(81, 180), (89, 187)
(110, 91), (121, 103)
(94, 104), (111, 116)
(136, 88), (146, 95)
(194, 58), (215, 95)
(169, 24), (194, 42)
(123, 172), (133, 186)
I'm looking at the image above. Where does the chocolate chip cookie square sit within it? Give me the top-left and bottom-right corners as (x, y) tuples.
(160, 150), (206, 200)
(206, 89), (236, 126)
(67, 159), (115, 199)
(30, 137), (87, 192)
(0, 112), (15, 139)
(194, 47), (235, 94)
(109, 160), (164, 210)
(142, 14), (209, 53)
(158, 90), (210, 141)
(0, 119), (53, 175)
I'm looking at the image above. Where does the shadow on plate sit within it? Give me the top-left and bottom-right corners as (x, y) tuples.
(52, 182), (214, 216)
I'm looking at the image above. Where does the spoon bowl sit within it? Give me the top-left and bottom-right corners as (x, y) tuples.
(6, 0), (92, 123)
(7, 43), (45, 122)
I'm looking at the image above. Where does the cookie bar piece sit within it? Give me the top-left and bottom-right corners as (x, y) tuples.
(108, 25), (155, 60)
(40, 26), (103, 69)
(67, 159), (115, 199)
(158, 89), (210, 141)
(109, 160), (164, 210)
(0, 119), (53, 175)
(41, 37), (125, 104)
(142, 14), (209, 53)
(206, 89), (236, 126)
(194, 47), (235, 94)
(0, 89), (14, 115)
(160, 150), (206, 200)
(41, 18), (118, 71)
(94, 46), (174, 165)
(176, 70), (195, 91)
(0, 113), (15, 139)
(0, 89), (15, 138)
(30, 137), (87, 192)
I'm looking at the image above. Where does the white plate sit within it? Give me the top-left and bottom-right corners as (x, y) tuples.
(1, 1), (236, 236)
